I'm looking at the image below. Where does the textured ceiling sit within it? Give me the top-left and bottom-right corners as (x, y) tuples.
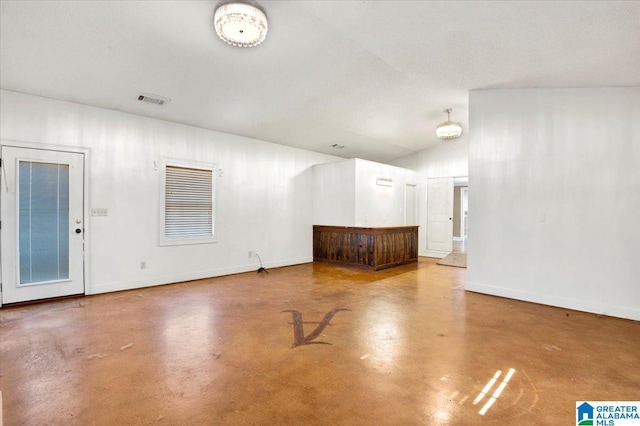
(1, 1), (639, 163)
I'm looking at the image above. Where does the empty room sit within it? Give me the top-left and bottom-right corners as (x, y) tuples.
(1, 1), (639, 425)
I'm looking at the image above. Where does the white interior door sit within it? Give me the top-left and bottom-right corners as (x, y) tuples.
(1, 146), (85, 304)
(427, 177), (454, 255)
(405, 184), (417, 225)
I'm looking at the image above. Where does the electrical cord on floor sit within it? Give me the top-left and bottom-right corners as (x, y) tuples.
(255, 253), (268, 274)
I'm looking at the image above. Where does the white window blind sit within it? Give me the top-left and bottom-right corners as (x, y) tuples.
(164, 165), (213, 240)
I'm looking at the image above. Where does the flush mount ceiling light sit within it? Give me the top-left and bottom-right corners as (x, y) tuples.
(214, 2), (268, 47)
(436, 108), (463, 140)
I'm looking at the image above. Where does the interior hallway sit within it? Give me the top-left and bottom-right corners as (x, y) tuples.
(1, 258), (638, 425)
(452, 239), (467, 254)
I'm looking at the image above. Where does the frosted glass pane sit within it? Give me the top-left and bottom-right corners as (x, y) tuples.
(19, 162), (70, 284)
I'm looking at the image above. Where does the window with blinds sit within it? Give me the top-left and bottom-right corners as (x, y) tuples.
(163, 164), (215, 243)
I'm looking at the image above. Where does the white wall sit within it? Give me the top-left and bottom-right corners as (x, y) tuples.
(467, 87), (640, 321)
(390, 136), (469, 255)
(0, 90), (340, 295)
(354, 159), (417, 227)
(313, 158), (417, 227)
(312, 159), (356, 225)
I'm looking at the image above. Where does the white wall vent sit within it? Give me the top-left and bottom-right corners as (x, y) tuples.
(137, 93), (171, 106)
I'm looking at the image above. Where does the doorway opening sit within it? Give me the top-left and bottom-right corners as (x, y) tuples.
(425, 175), (468, 258)
(453, 177), (468, 253)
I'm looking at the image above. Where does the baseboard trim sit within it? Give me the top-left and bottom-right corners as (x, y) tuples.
(90, 256), (312, 295)
(465, 281), (640, 321)
(423, 250), (449, 259)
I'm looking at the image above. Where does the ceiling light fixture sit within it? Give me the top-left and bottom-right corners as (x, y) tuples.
(436, 108), (463, 140)
(214, 2), (268, 48)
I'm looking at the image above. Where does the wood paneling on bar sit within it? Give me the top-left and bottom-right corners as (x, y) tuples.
(313, 225), (418, 270)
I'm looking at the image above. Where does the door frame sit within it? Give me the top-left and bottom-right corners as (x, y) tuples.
(460, 186), (468, 240)
(0, 139), (91, 307)
(404, 183), (417, 225)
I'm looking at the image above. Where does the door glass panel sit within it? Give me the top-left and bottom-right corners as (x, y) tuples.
(19, 161), (70, 284)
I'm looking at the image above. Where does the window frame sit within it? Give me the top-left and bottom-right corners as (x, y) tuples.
(159, 158), (218, 246)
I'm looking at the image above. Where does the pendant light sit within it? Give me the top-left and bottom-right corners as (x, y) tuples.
(436, 108), (463, 140)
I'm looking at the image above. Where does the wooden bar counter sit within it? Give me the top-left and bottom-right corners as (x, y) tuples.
(313, 225), (419, 271)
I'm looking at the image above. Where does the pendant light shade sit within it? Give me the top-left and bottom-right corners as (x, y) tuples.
(436, 108), (463, 140)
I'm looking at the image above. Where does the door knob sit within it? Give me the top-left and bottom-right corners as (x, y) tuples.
(75, 228), (82, 234)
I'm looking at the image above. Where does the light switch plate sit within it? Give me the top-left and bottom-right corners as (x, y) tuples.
(92, 208), (108, 217)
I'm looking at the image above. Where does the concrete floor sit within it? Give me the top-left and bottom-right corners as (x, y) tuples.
(1, 258), (638, 425)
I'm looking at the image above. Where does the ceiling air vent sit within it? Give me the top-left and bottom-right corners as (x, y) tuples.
(137, 93), (170, 106)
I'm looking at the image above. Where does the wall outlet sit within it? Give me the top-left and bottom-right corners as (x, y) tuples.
(248, 251), (253, 258)
(140, 261), (146, 270)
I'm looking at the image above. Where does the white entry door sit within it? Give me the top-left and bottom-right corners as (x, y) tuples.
(426, 177), (453, 255)
(1, 146), (85, 304)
